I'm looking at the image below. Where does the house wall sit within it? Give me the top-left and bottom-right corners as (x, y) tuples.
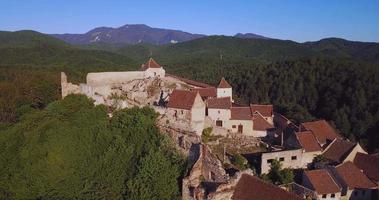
(302, 151), (322, 168)
(208, 108), (231, 127)
(216, 88), (232, 100)
(167, 108), (191, 121)
(191, 94), (206, 136)
(261, 149), (303, 174)
(343, 144), (367, 163)
(227, 120), (253, 135)
(316, 193), (341, 200)
(252, 130), (268, 137)
(145, 67), (165, 78)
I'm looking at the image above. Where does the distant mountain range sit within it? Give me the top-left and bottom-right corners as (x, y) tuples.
(50, 24), (270, 45)
(50, 24), (205, 45)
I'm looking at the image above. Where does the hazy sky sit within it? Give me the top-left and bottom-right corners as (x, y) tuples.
(1, 0), (378, 42)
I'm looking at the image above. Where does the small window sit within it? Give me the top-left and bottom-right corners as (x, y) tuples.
(218, 110), (220, 114)
(232, 125), (236, 128)
(181, 110), (184, 114)
(291, 156), (297, 160)
(362, 190), (366, 195)
(354, 191), (358, 196)
(331, 194), (335, 198)
(279, 157), (284, 161)
(267, 159), (273, 164)
(322, 194), (327, 198)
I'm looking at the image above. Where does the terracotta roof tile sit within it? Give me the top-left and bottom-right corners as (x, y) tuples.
(304, 169), (341, 194)
(323, 139), (355, 163)
(167, 89), (198, 110)
(302, 120), (341, 145)
(253, 113), (274, 131)
(191, 87), (217, 98)
(295, 131), (322, 152)
(232, 174), (303, 200)
(141, 58), (161, 70)
(207, 97), (231, 109)
(354, 152), (379, 182)
(230, 107), (252, 120)
(217, 77), (232, 88)
(336, 161), (376, 189)
(250, 104), (273, 117)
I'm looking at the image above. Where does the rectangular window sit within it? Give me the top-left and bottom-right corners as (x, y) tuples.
(322, 194), (327, 198)
(331, 194), (335, 198)
(354, 191), (358, 196)
(232, 125), (236, 128)
(279, 157), (284, 161)
(362, 190), (366, 195)
(267, 159), (273, 164)
(291, 156), (297, 160)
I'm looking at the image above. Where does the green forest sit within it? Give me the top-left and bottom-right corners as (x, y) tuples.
(1, 30), (379, 198)
(0, 95), (186, 199)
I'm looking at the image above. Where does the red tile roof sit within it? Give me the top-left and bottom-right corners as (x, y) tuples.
(207, 97), (231, 109)
(191, 87), (217, 98)
(302, 120), (341, 145)
(354, 152), (379, 182)
(295, 131), (322, 152)
(141, 58), (161, 70)
(253, 113), (274, 131)
(304, 169), (341, 195)
(166, 73), (213, 88)
(336, 161), (376, 189)
(232, 174), (303, 200)
(323, 139), (355, 163)
(250, 104), (273, 117)
(230, 107), (252, 120)
(167, 89), (198, 110)
(217, 77), (232, 88)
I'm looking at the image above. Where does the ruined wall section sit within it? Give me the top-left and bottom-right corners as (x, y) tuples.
(61, 72), (82, 98)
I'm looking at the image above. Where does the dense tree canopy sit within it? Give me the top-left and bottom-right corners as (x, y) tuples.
(0, 95), (185, 199)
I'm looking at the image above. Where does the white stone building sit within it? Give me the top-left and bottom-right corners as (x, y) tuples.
(205, 78), (274, 137)
(167, 89), (206, 135)
(260, 149), (304, 174)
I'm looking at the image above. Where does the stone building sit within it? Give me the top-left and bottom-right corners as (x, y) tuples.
(332, 162), (376, 200)
(260, 149), (304, 174)
(301, 120), (342, 149)
(203, 77), (275, 137)
(322, 138), (367, 165)
(302, 169), (342, 200)
(216, 77), (233, 101)
(354, 152), (379, 186)
(167, 89), (205, 135)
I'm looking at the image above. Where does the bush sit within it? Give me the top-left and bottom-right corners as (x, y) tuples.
(202, 127), (213, 143)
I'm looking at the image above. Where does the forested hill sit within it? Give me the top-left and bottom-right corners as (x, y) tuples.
(83, 36), (379, 152)
(0, 30), (379, 152)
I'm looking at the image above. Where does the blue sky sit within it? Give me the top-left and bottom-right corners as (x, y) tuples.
(1, 0), (378, 42)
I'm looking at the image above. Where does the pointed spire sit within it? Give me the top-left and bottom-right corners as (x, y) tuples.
(217, 77), (232, 88)
(141, 58), (161, 70)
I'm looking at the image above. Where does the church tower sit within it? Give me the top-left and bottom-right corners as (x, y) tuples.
(216, 77), (233, 101)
